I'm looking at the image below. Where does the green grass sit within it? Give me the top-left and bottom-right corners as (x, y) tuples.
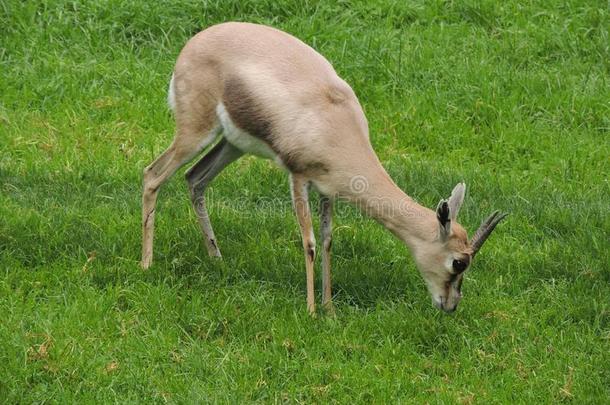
(1, 0), (609, 402)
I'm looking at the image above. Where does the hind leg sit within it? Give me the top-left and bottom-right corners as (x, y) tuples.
(320, 195), (334, 315)
(185, 138), (243, 257)
(141, 122), (221, 269)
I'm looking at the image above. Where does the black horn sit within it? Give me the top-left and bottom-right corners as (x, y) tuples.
(471, 211), (508, 257)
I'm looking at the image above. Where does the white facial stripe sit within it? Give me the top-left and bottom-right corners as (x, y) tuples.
(444, 255), (454, 270)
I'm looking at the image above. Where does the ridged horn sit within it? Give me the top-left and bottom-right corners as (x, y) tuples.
(471, 210), (508, 257)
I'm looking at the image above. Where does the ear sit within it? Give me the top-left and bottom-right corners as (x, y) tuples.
(436, 199), (451, 241)
(448, 182), (465, 220)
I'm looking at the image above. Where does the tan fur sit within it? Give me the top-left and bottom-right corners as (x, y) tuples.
(141, 22), (491, 314)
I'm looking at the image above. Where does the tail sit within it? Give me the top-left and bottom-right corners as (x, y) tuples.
(167, 73), (176, 112)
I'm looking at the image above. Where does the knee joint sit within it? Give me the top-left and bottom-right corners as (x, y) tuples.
(306, 242), (315, 262)
(188, 181), (206, 202)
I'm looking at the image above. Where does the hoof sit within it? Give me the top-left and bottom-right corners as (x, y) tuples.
(141, 257), (152, 270)
(323, 303), (336, 318)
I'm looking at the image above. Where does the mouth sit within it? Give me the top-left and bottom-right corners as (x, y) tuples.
(434, 297), (457, 313)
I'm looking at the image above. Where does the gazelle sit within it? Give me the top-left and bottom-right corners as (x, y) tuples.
(141, 22), (507, 314)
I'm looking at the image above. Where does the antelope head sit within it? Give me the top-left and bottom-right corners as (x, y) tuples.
(413, 183), (507, 313)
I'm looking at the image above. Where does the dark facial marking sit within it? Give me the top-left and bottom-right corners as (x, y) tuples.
(456, 275), (463, 293)
(447, 273), (464, 296)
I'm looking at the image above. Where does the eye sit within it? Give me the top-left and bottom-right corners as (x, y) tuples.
(452, 259), (468, 273)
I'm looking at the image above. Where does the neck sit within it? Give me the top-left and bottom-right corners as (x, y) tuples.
(340, 163), (436, 248)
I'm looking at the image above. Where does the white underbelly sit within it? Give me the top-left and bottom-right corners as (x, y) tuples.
(216, 103), (282, 164)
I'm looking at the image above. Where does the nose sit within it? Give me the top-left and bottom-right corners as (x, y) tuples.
(433, 297), (458, 313)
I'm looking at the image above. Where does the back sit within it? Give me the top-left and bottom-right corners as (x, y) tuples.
(174, 23), (371, 172)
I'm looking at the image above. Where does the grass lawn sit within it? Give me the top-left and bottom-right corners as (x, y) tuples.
(1, 0), (608, 402)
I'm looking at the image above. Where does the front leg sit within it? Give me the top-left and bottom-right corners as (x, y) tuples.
(290, 175), (316, 315)
(320, 196), (334, 315)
